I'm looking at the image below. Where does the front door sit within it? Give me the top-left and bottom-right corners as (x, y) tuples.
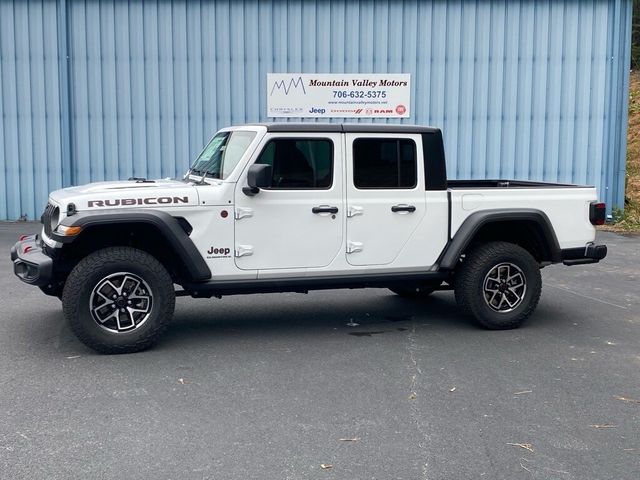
(345, 133), (426, 266)
(234, 133), (343, 271)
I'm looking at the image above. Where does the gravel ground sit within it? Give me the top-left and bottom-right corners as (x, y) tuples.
(1, 222), (638, 480)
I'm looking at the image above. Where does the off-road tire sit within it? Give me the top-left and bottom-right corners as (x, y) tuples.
(389, 285), (436, 299)
(454, 242), (541, 330)
(62, 247), (175, 354)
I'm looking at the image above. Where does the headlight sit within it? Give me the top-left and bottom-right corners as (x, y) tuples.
(49, 206), (60, 232)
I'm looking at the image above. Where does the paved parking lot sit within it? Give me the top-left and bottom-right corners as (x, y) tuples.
(1, 222), (638, 480)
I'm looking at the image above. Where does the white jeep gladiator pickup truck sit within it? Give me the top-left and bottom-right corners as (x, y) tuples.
(11, 123), (607, 353)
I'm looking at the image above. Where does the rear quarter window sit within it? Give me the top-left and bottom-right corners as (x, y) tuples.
(353, 138), (417, 189)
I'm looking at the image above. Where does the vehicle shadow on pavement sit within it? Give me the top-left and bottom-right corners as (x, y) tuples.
(13, 290), (569, 355)
(161, 291), (479, 348)
(161, 288), (575, 351)
(12, 292), (475, 355)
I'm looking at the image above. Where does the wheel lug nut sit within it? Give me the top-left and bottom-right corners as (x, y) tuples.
(112, 295), (117, 299)
(127, 300), (131, 305)
(120, 308), (125, 312)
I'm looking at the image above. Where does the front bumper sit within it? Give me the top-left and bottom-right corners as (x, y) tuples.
(11, 235), (54, 287)
(561, 243), (608, 266)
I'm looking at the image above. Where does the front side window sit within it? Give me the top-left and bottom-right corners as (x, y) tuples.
(353, 138), (417, 189)
(256, 138), (333, 189)
(190, 130), (257, 180)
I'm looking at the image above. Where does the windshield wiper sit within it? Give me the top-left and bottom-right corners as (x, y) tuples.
(184, 168), (208, 182)
(185, 166), (219, 184)
(198, 170), (214, 185)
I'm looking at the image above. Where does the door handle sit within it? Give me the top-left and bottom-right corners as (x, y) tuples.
(312, 205), (339, 214)
(391, 204), (416, 213)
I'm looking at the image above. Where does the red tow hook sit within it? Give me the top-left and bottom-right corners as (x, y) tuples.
(23, 245), (33, 254)
(19, 234), (28, 241)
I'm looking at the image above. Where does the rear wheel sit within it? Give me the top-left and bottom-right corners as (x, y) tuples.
(454, 242), (541, 329)
(62, 247), (175, 354)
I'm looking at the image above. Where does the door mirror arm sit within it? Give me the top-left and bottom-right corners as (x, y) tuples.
(243, 164), (273, 196)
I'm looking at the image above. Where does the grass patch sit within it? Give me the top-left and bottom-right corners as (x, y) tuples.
(603, 70), (640, 232)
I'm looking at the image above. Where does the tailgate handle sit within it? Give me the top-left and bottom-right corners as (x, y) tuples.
(391, 204), (416, 213)
(312, 206), (339, 214)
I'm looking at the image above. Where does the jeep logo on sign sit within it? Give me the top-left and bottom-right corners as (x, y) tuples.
(87, 196), (189, 208)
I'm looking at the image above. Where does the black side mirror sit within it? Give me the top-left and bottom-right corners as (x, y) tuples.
(243, 163), (272, 196)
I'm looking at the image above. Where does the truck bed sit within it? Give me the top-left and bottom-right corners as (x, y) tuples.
(446, 181), (598, 250)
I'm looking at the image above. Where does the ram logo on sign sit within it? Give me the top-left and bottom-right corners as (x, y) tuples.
(267, 73), (410, 119)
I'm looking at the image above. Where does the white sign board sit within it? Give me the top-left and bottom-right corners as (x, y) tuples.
(267, 73), (411, 118)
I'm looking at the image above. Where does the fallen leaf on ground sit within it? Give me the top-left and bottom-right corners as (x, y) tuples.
(408, 392), (416, 400)
(320, 464), (333, 469)
(590, 424), (617, 428)
(507, 443), (534, 453)
(339, 437), (360, 442)
(514, 390), (532, 395)
(519, 458), (533, 473)
(615, 396), (640, 404)
(178, 378), (186, 385)
(449, 387), (456, 392)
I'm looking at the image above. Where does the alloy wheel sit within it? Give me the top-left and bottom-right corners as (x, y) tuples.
(89, 272), (153, 333)
(482, 263), (527, 313)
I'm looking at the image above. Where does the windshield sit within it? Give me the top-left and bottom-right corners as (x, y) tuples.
(190, 130), (257, 180)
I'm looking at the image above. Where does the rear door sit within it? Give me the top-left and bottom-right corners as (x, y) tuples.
(234, 133), (343, 271)
(345, 133), (426, 266)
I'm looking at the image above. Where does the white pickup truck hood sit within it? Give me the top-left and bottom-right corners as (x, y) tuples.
(49, 179), (199, 211)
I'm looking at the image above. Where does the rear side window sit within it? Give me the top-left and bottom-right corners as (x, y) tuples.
(353, 138), (417, 189)
(256, 138), (333, 189)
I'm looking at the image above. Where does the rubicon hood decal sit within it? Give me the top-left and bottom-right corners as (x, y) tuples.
(48, 179), (201, 210)
(88, 196), (189, 207)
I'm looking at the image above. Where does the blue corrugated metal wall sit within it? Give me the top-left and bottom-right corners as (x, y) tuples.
(0, 0), (633, 220)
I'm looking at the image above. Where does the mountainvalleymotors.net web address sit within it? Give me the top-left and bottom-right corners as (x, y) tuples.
(328, 99), (385, 105)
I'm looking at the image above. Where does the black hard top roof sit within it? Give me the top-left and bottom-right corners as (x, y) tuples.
(249, 123), (440, 134)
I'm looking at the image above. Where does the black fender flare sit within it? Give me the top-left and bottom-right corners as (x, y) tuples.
(437, 209), (562, 270)
(53, 209), (211, 282)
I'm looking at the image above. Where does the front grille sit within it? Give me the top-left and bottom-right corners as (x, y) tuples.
(41, 203), (55, 237)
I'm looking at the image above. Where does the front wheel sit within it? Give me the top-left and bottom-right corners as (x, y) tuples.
(62, 247), (175, 354)
(454, 242), (542, 330)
